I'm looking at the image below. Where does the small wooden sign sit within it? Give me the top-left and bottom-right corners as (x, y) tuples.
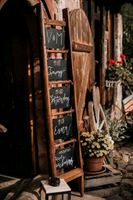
(55, 145), (74, 169)
(45, 28), (65, 49)
(48, 59), (67, 81)
(53, 115), (72, 140)
(50, 86), (70, 109)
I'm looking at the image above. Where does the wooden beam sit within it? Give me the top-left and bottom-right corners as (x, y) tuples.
(72, 41), (93, 53)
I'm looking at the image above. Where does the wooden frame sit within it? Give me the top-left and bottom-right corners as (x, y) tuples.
(38, 3), (84, 196)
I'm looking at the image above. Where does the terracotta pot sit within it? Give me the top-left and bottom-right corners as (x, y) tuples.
(84, 157), (104, 172)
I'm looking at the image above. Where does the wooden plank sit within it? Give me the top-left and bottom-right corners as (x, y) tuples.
(85, 175), (122, 188)
(123, 172), (133, 178)
(88, 101), (96, 131)
(52, 109), (75, 116)
(45, 19), (66, 26)
(100, 6), (106, 106)
(55, 139), (76, 148)
(47, 49), (68, 53)
(58, 168), (84, 182)
(49, 80), (72, 85)
(87, 186), (120, 198)
(121, 179), (133, 185)
(93, 86), (100, 113)
(72, 41), (93, 52)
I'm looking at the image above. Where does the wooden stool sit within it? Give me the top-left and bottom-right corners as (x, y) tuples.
(41, 179), (71, 200)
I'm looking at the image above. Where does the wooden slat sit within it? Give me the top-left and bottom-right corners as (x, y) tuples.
(47, 49), (68, 53)
(51, 109), (75, 117)
(122, 179), (133, 186)
(87, 186), (120, 198)
(85, 175), (122, 188)
(88, 101), (96, 131)
(55, 139), (76, 148)
(49, 80), (73, 85)
(58, 168), (84, 182)
(45, 19), (66, 27)
(72, 41), (93, 52)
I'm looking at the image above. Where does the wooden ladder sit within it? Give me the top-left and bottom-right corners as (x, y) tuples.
(38, 4), (84, 196)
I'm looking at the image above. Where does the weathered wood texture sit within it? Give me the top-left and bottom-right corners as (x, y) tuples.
(69, 8), (93, 130)
(38, 5), (84, 196)
(111, 81), (123, 120)
(88, 86), (109, 133)
(85, 164), (122, 197)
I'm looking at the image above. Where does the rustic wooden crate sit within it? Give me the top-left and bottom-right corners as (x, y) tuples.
(84, 164), (122, 197)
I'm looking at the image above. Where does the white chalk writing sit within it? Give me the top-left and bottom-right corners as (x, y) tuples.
(48, 66), (66, 79)
(50, 93), (70, 107)
(54, 124), (71, 137)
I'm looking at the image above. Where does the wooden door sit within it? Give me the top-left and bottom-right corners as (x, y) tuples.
(69, 8), (94, 131)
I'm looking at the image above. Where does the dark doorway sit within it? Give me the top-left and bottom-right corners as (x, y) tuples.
(0, 1), (32, 177)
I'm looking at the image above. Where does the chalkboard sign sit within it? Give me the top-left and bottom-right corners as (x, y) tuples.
(55, 145), (74, 169)
(48, 59), (67, 81)
(45, 28), (65, 49)
(53, 115), (72, 140)
(50, 86), (70, 109)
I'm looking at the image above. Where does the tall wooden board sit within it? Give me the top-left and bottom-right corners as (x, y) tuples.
(69, 9), (93, 130)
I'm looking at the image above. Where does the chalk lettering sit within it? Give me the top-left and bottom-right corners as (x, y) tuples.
(55, 146), (74, 169)
(56, 155), (73, 169)
(50, 94), (70, 107)
(45, 28), (65, 49)
(56, 32), (63, 46)
(50, 86), (70, 109)
(48, 66), (66, 79)
(54, 124), (71, 137)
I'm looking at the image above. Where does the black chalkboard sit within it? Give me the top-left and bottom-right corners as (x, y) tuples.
(55, 145), (74, 169)
(50, 86), (70, 109)
(48, 59), (67, 81)
(45, 28), (65, 49)
(53, 115), (72, 140)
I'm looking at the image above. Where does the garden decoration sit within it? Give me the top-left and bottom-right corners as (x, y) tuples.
(80, 130), (114, 172)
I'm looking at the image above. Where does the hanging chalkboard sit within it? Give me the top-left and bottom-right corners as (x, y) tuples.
(50, 86), (70, 109)
(45, 28), (65, 49)
(48, 59), (67, 81)
(55, 145), (74, 169)
(53, 115), (72, 140)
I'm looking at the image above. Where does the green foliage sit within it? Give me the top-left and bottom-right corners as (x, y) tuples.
(106, 57), (133, 96)
(121, 3), (133, 59)
(105, 109), (128, 142)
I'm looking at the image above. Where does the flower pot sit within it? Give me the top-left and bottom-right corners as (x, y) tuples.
(84, 157), (104, 172)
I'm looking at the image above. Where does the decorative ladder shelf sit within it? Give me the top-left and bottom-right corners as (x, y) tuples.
(38, 4), (84, 196)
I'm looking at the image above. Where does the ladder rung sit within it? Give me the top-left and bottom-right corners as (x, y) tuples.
(55, 139), (76, 148)
(58, 168), (84, 182)
(45, 19), (66, 27)
(47, 49), (68, 53)
(49, 80), (73, 85)
(52, 109), (75, 117)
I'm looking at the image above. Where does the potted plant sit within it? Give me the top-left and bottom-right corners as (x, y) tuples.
(80, 129), (114, 172)
(106, 54), (133, 96)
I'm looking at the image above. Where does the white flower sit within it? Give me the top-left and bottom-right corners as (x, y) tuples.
(80, 130), (114, 158)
